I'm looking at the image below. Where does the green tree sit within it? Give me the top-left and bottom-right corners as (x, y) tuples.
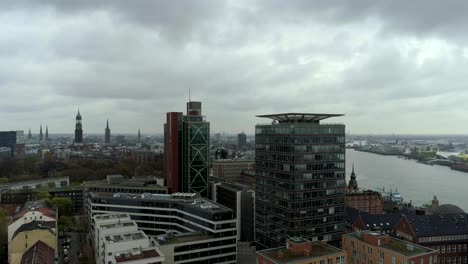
(58, 216), (73, 232)
(49, 197), (73, 217)
(38, 191), (51, 200)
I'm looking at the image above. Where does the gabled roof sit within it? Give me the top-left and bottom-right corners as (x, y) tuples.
(406, 213), (468, 237)
(345, 206), (367, 224)
(361, 213), (403, 230)
(12, 221), (56, 240)
(12, 200), (56, 222)
(21, 240), (55, 264)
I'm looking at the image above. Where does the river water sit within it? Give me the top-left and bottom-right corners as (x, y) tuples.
(346, 149), (468, 212)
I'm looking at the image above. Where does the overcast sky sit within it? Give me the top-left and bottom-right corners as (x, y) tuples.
(1, 1), (468, 135)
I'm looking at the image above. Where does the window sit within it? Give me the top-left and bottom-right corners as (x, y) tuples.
(392, 256), (396, 264)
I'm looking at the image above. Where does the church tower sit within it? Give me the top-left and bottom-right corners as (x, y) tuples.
(348, 163), (358, 192)
(45, 126), (49, 141)
(28, 129), (32, 141)
(74, 109), (83, 144)
(432, 194), (439, 209)
(105, 120), (111, 145)
(39, 125), (43, 142)
(138, 128), (141, 143)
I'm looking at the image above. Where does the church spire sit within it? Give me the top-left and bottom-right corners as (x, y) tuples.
(138, 128), (141, 143)
(45, 126), (49, 141)
(105, 119), (111, 145)
(27, 129), (32, 140)
(348, 163), (358, 192)
(39, 125), (43, 142)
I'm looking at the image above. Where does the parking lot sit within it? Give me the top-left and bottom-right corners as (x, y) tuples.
(58, 232), (81, 264)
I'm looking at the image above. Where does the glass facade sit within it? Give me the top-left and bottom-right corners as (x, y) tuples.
(184, 121), (210, 198)
(255, 122), (346, 249)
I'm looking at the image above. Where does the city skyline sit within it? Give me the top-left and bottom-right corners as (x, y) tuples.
(1, 2), (468, 134)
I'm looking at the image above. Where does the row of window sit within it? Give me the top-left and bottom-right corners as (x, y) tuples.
(256, 144), (344, 153)
(255, 125), (345, 135)
(256, 153), (345, 162)
(440, 256), (467, 264)
(256, 135), (345, 144)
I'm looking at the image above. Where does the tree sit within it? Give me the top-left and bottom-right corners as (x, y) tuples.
(49, 197), (73, 217)
(38, 191), (51, 200)
(58, 216), (73, 232)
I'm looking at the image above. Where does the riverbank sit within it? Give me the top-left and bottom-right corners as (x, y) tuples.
(353, 147), (468, 173)
(346, 149), (468, 212)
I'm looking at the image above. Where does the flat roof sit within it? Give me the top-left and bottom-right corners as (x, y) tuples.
(257, 242), (343, 263)
(115, 248), (161, 263)
(344, 232), (435, 257)
(257, 113), (344, 122)
(105, 231), (146, 242)
(90, 192), (234, 214)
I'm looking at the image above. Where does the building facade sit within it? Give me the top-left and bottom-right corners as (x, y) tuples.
(8, 200), (57, 264)
(212, 182), (255, 242)
(94, 213), (164, 264)
(343, 231), (438, 264)
(87, 192), (237, 263)
(394, 214), (468, 264)
(164, 101), (210, 198)
(255, 113), (346, 248)
(256, 237), (345, 264)
(237, 132), (247, 149)
(0, 131), (17, 156)
(212, 159), (254, 182)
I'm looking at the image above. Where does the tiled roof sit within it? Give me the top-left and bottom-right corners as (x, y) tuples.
(12, 221), (56, 240)
(20, 240), (55, 264)
(361, 213), (403, 230)
(406, 213), (468, 237)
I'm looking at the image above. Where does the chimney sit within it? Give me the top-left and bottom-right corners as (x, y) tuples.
(320, 240), (327, 246)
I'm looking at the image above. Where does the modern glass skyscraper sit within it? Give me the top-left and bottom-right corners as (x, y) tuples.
(165, 101), (210, 198)
(255, 113), (346, 249)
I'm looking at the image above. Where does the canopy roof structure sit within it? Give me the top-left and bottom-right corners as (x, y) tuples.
(256, 113), (344, 123)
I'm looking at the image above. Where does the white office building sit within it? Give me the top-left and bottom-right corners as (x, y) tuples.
(93, 213), (165, 264)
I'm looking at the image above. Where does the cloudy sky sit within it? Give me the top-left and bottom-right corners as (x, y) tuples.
(1, 1), (468, 135)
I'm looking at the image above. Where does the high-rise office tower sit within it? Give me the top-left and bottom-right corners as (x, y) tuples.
(39, 125), (43, 142)
(74, 110), (83, 144)
(105, 120), (111, 145)
(238, 132), (247, 149)
(164, 101), (210, 197)
(255, 113), (346, 249)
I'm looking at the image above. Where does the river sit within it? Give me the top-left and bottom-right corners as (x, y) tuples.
(346, 149), (468, 212)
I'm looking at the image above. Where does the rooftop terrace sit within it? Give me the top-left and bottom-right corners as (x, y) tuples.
(105, 231), (146, 243)
(114, 248), (161, 263)
(257, 113), (344, 123)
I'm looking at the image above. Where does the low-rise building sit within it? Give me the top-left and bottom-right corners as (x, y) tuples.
(8, 200), (57, 264)
(346, 191), (384, 215)
(394, 213), (468, 264)
(0, 176), (69, 193)
(256, 237), (346, 264)
(94, 213), (164, 264)
(1, 187), (83, 212)
(212, 159), (254, 182)
(343, 231), (438, 264)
